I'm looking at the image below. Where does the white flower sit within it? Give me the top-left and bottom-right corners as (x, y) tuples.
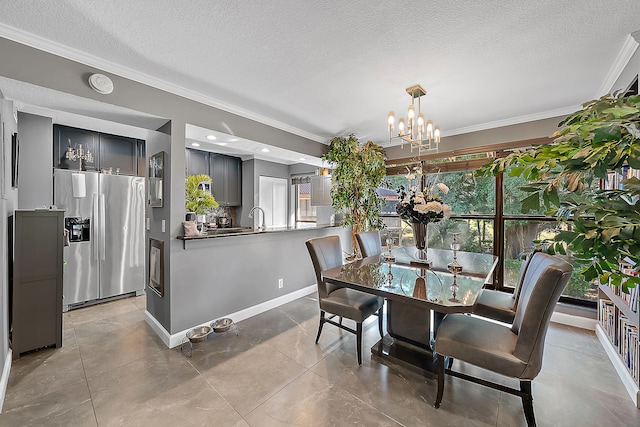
(413, 196), (425, 204)
(413, 203), (430, 213)
(406, 173), (416, 180)
(425, 201), (444, 213)
(437, 183), (449, 194)
(442, 203), (452, 218)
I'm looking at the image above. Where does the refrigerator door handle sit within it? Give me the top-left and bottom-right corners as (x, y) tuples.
(99, 193), (106, 261)
(92, 193), (99, 261)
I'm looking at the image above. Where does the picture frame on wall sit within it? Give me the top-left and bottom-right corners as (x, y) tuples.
(148, 151), (164, 207)
(11, 132), (19, 188)
(148, 237), (164, 297)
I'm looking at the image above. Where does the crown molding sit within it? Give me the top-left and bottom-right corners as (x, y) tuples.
(442, 105), (578, 138)
(0, 23), (326, 143)
(596, 33), (639, 97)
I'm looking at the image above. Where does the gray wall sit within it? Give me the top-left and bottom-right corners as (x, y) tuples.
(17, 112), (52, 209)
(0, 98), (19, 411)
(612, 40), (640, 94)
(170, 226), (351, 332)
(145, 129), (172, 331)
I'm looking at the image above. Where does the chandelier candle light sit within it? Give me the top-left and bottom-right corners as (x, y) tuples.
(65, 138), (94, 171)
(387, 84), (441, 154)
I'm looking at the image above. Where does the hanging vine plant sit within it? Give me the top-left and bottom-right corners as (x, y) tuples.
(322, 134), (387, 256)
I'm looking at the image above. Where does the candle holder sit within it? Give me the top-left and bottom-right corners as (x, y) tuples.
(448, 232), (463, 302)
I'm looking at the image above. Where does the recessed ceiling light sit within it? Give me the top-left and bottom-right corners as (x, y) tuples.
(191, 142), (200, 147)
(228, 138), (239, 142)
(299, 157), (306, 161)
(206, 135), (217, 140)
(215, 142), (228, 146)
(261, 148), (270, 153)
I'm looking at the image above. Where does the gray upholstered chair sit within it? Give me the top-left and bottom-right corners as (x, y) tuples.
(473, 250), (536, 323)
(306, 235), (384, 365)
(434, 252), (572, 427)
(355, 230), (383, 258)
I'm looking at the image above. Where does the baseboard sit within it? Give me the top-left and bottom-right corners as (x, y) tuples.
(145, 284), (317, 349)
(595, 323), (640, 408)
(0, 349), (13, 413)
(551, 311), (597, 330)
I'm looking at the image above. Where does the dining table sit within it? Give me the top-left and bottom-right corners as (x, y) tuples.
(322, 246), (498, 374)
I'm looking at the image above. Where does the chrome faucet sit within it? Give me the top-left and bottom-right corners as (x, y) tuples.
(248, 206), (266, 231)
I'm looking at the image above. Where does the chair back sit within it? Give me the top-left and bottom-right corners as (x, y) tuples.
(306, 236), (344, 299)
(510, 250), (536, 310)
(355, 231), (383, 258)
(511, 252), (572, 378)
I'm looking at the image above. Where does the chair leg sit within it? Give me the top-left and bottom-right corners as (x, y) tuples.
(356, 322), (363, 365)
(520, 381), (536, 427)
(377, 306), (384, 338)
(435, 354), (445, 408)
(315, 311), (325, 344)
(339, 316), (343, 326)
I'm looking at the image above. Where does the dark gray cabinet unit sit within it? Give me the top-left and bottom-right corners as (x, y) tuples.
(54, 124), (145, 176)
(11, 210), (64, 359)
(186, 148), (242, 206)
(186, 148), (209, 176)
(54, 125), (99, 171)
(100, 133), (139, 176)
(210, 153), (242, 206)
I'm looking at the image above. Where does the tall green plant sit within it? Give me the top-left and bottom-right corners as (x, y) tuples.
(478, 94), (640, 293)
(185, 174), (219, 214)
(322, 134), (386, 255)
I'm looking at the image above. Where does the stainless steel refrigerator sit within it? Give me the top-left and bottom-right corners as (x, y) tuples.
(54, 169), (145, 310)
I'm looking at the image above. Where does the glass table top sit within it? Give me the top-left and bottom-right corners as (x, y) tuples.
(322, 247), (498, 311)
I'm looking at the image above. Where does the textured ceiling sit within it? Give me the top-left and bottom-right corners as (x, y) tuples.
(0, 0), (639, 146)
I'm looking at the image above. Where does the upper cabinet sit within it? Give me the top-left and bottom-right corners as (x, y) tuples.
(53, 124), (145, 176)
(310, 175), (332, 206)
(186, 148), (242, 206)
(210, 154), (242, 206)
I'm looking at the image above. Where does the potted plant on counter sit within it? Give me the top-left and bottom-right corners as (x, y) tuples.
(322, 134), (387, 257)
(185, 174), (219, 222)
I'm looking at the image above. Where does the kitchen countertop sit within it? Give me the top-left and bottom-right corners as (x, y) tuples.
(177, 223), (342, 241)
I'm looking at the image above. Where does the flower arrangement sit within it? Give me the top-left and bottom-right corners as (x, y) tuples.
(396, 166), (451, 224)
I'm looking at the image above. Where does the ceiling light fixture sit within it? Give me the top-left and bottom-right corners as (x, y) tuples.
(215, 142), (228, 146)
(191, 142), (200, 147)
(261, 148), (270, 153)
(228, 138), (239, 142)
(387, 84), (440, 155)
(206, 135), (217, 140)
(299, 157), (306, 161)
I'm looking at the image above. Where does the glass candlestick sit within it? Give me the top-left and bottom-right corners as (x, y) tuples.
(448, 232), (462, 302)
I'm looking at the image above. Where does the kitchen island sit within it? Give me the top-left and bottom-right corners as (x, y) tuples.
(147, 224), (351, 348)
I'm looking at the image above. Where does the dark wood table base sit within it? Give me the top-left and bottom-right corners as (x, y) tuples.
(371, 334), (440, 377)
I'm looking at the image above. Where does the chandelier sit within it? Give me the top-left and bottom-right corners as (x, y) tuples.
(387, 84), (441, 154)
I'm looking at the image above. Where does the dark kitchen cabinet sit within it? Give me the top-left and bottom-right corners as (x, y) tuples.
(137, 140), (146, 177)
(186, 148), (209, 176)
(100, 133), (138, 175)
(210, 153), (242, 206)
(53, 125), (145, 176)
(54, 125), (99, 171)
(11, 210), (64, 359)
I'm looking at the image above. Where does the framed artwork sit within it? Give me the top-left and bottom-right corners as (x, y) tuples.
(148, 237), (164, 297)
(11, 133), (19, 188)
(148, 151), (164, 207)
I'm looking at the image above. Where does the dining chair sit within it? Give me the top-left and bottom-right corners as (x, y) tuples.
(306, 235), (384, 365)
(473, 250), (536, 323)
(355, 230), (383, 258)
(434, 252), (572, 427)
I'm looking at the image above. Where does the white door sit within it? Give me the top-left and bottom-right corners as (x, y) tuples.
(259, 176), (287, 228)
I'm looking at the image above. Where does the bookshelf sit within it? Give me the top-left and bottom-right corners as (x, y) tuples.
(596, 166), (640, 408)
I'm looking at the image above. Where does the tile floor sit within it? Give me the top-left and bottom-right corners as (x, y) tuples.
(1, 293), (639, 426)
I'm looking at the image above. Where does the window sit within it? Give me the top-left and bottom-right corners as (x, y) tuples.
(385, 154), (597, 306)
(294, 180), (316, 223)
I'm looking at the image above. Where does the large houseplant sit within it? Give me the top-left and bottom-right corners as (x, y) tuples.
(185, 174), (219, 216)
(322, 134), (387, 256)
(478, 94), (640, 293)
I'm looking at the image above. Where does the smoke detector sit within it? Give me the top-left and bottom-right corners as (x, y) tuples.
(88, 73), (114, 94)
